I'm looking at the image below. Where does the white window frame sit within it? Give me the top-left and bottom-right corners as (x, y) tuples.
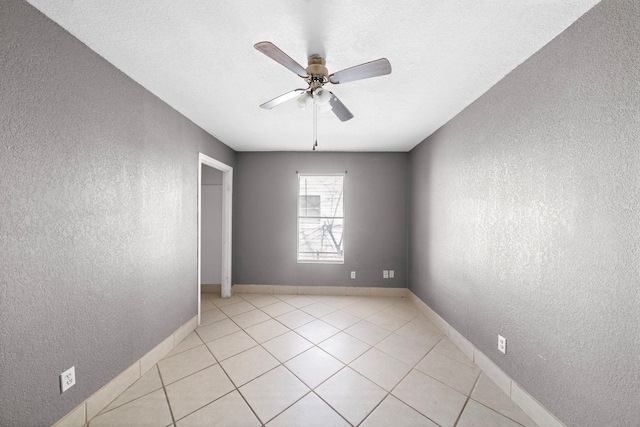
(297, 173), (345, 264)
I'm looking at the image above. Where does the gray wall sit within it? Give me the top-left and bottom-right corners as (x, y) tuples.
(408, 0), (639, 426)
(235, 152), (408, 288)
(0, 1), (236, 425)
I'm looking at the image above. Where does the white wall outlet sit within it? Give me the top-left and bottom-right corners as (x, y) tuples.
(383, 270), (389, 279)
(389, 270), (395, 279)
(60, 366), (76, 393)
(498, 335), (507, 354)
(350, 271), (356, 279)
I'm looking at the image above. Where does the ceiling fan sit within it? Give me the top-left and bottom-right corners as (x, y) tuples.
(254, 41), (391, 149)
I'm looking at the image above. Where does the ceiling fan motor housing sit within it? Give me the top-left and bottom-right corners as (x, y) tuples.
(307, 56), (328, 90)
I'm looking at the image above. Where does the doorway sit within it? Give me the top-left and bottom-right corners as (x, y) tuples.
(198, 153), (233, 325)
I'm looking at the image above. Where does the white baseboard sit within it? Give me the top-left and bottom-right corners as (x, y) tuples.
(406, 290), (566, 427)
(53, 315), (198, 427)
(232, 284), (406, 297)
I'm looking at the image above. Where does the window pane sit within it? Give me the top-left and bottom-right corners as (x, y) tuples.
(298, 218), (344, 262)
(298, 175), (344, 263)
(300, 195), (321, 217)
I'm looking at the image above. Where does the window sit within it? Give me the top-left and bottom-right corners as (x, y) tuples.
(297, 174), (344, 263)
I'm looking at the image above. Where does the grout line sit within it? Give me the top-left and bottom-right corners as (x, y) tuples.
(171, 388), (238, 424)
(156, 365), (177, 425)
(452, 370), (483, 427)
(310, 388), (356, 427)
(200, 335), (265, 426)
(472, 399), (531, 427)
(260, 390), (313, 425)
(383, 356), (436, 425)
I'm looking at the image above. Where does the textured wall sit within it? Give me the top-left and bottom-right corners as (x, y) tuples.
(235, 152), (408, 288)
(0, 1), (235, 425)
(408, 0), (639, 426)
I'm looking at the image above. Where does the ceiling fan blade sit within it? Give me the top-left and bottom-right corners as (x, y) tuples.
(260, 89), (306, 109)
(328, 92), (354, 122)
(254, 41), (309, 78)
(329, 58), (391, 84)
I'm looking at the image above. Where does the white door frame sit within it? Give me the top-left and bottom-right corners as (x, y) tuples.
(198, 153), (233, 324)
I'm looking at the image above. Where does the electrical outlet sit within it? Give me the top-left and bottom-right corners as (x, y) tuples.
(498, 335), (507, 354)
(60, 366), (76, 393)
(383, 270), (389, 279)
(389, 270), (395, 279)
(350, 271), (356, 279)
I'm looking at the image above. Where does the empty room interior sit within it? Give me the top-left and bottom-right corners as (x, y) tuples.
(1, 0), (638, 426)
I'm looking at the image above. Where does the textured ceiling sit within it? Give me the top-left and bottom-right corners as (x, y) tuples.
(26, 0), (600, 152)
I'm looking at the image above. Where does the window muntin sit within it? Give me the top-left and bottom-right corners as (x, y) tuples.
(297, 174), (344, 263)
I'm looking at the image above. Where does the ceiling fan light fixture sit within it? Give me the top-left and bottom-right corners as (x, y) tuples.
(313, 87), (331, 106)
(296, 92), (313, 110)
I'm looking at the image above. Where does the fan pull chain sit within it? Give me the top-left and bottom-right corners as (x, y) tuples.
(312, 100), (318, 151)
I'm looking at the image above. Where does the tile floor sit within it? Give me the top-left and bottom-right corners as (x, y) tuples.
(89, 292), (539, 427)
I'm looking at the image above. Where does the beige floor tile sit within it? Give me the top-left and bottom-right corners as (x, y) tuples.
(415, 351), (480, 395)
(365, 310), (409, 332)
(103, 366), (163, 412)
(200, 307), (227, 326)
(360, 395), (438, 427)
(295, 319), (340, 344)
(220, 345), (280, 386)
(219, 300), (256, 317)
(262, 331), (314, 363)
(95, 293), (537, 427)
(158, 345), (217, 385)
(350, 348), (412, 391)
(321, 310), (361, 330)
(200, 298), (217, 313)
(266, 392), (350, 427)
(239, 366), (309, 424)
(457, 400), (523, 427)
(319, 332), (371, 364)
(382, 303), (421, 322)
(89, 389), (172, 427)
(394, 321), (443, 347)
(301, 302), (337, 318)
(275, 310), (316, 329)
(212, 295), (245, 308)
(311, 295), (360, 309)
(365, 297), (398, 310)
(392, 370), (467, 427)
(345, 320), (391, 345)
(286, 295), (316, 308)
(176, 391), (260, 427)
(432, 336), (476, 368)
(196, 318), (241, 343)
(241, 294), (280, 308)
(342, 301), (383, 318)
(403, 316), (443, 335)
(260, 301), (296, 317)
(375, 333), (431, 366)
(471, 374), (538, 427)
(231, 309), (270, 329)
(206, 330), (258, 361)
(166, 332), (205, 359)
(315, 367), (387, 426)
(166, 364), (235, 420)
(244, 319), (290, 343)
(285, 347), (344, 388)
